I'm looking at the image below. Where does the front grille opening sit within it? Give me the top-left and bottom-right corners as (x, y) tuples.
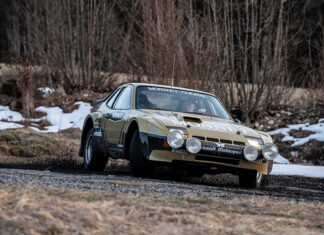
(193, 136), (205, 141)
(220, 139), (232, 144)
(233, 141), (245, 146)
(206, 137), (219, 142)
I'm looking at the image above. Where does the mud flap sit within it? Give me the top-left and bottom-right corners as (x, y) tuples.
(139, 132), (150, 159)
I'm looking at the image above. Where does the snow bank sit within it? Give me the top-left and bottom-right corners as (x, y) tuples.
(271, 164), (324, 178)
(268, 118), (324, 146)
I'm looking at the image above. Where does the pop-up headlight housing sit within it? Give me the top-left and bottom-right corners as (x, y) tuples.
(245, 136), (263, 149)
(166, 126), (188, 137)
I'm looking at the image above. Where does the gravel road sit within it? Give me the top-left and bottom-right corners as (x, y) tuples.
(0, 167), (323, 202)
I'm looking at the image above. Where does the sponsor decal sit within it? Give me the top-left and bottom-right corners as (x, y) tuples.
(201, 144), (241, 155)
(111, 112), (125, 120)
(218, 147), (241, 155)
(201, 145), (216, 151)
(147, 87), (207, 98)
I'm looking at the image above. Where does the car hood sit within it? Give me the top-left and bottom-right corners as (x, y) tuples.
(139, 110), (263, 142)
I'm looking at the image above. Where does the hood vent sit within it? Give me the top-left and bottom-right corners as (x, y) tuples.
(183, 116), (202, 123)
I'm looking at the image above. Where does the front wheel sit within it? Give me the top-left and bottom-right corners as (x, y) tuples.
(239, 170), (263, 189)
(84, 128), (108, 171)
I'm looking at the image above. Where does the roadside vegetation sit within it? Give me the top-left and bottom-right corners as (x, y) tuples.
(0, 128), (82, 170)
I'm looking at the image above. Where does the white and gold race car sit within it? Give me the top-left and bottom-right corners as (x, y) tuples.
(79, 83), (278, 189)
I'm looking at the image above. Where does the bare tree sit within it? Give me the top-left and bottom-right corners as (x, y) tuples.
(131, 0), (293, 122)
(10, 0), (126, 90)
(6, 0), (320, 121)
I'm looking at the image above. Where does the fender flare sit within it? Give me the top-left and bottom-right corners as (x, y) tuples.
(123, 118), (151, 160)
(79, 115), (95, 157)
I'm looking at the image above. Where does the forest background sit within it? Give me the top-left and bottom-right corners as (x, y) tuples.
(0, 0), (323, 122)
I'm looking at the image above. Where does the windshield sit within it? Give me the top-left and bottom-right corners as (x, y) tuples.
(135, 86), (231, 119)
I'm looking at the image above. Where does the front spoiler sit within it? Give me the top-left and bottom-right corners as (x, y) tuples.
(149, 150), (269, 174)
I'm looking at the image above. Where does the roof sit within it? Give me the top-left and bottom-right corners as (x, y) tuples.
(125, 83), (213, 96)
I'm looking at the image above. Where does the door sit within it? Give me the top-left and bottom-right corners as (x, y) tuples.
(104, 86), (132, 148)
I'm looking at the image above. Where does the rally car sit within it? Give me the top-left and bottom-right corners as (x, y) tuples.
(79, 83), (278, 189)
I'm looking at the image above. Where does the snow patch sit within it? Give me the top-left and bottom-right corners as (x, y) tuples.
(0, 102), (92, 132)
(33, 102), (92, 132)
(271, 164), (324, 178)
(0, 121), (24, 130)
(37, 87), (55, 98)
(0, 105), (24, 122)
(273, 154), (290, 164)
(268, 118), (324, 146)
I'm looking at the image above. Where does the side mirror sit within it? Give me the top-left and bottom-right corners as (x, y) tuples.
(234, 118), (241, 124)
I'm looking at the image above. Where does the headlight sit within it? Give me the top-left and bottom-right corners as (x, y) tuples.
(245, 136), (263, 149)
(186, 137), (201, 154)
(167, 131), (184, 148)
(262, 143), (278, 160)
(243, 145), (259, 161)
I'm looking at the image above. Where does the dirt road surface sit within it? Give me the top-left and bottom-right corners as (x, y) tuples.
(0, 167), (323, 202)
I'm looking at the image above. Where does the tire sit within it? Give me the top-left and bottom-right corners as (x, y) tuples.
(239, 169), (263, 189)
(84, 128), (108, 172)
(129, 130), (149, 177)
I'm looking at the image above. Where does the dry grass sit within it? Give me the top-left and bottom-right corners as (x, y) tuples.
(0, 184), (323, 234)
(0, 128), (82, 170)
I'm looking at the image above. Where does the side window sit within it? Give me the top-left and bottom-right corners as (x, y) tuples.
(114, 86), (132, 110)
(106, 88), (122, 108)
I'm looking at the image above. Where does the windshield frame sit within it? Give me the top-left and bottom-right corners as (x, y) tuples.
(135, 85), (232, 120)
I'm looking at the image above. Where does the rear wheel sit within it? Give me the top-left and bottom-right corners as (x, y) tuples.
(84, 128), (108, 171)
(129, 130), (149, 177)
(239, 170), (263, 189)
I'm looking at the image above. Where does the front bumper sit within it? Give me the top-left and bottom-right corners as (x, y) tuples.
(141, 132), (270, 174)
